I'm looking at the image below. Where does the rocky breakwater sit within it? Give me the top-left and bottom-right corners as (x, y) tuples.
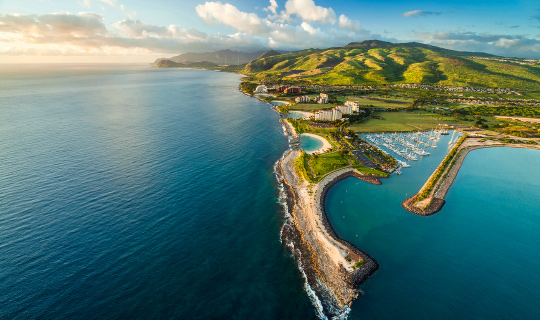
(278, 150), (380, 317)
(403, 136), (540, 216)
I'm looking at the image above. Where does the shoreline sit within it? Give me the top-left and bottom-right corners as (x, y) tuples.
(276, 118), (382, 317)
(290, 110), (315, 118)
(301, 133), (332, 154)
(403, 137), (540, 215)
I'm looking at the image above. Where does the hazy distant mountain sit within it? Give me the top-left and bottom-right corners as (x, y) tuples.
(155, 49), (270, 66)
(154, 59), (219, 69)
(243, 40), (540, 89)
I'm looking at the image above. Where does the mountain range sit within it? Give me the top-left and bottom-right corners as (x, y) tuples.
(154, 41), (540, 89)
(243, 40), (540, 89)
(154, 49), (279, 66)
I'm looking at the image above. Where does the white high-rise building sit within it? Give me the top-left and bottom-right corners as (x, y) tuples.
(314, 109), (333, 121)
(345, 100), (360, 112)
(318, 93), (329, 104)
(295, 95), (310, 103)
(336, 105), (353, 115)
(331, 107), (343, 121)
(255, 85), (268, 93)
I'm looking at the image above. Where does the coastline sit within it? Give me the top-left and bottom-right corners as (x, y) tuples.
(237, 85), (382, 316)
(301, 133), (332, 154)
(403, 137), (540, 216)
(276, 120), (381, 317)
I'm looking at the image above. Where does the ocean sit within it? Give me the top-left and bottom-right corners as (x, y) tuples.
(0, 65), (317, 319)
(2, 64), (539, 320)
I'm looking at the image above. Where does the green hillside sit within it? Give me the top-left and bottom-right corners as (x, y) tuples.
(243, 41), (540, 89)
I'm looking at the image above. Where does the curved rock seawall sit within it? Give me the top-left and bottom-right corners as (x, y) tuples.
(277, 148), (381, 317)
(316, 169), (381, 288)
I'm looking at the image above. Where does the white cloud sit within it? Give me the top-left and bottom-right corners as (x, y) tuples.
(300, 22), (317, 35)
(416, 30), (540, 58)
(196, 1), (269, 34)
(99, 0), (117, 6)
(403, 10), (441, 17)
(264, 0), (278, 15)
(284, 0), (336, 24)
(338, 14), (361, 32)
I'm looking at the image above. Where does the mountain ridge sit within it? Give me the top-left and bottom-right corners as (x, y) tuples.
(242, 40), (540, 89)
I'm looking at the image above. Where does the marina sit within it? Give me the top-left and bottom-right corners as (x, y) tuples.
(362, 129), (460, 168)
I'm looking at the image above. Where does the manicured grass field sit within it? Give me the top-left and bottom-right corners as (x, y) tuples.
(353, 165), (389, 177)
(309, 152), (350, 176)
(348, 112), (451, 132)
(337, 97), (410, 108)
(290, 103), (333, 111)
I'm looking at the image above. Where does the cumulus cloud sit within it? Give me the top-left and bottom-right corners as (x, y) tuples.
(264, 0), (278, 15)
(284, 0), (336, 24)
(403, 10), (441, 17)
(0, 1), (395, 59)
(338, 14), (361, 32)
(196, 1), (269, 34)
(416, 30), (540, 58)
(0, 12), (108, 38)
(300, 22), (317, 35)
(417, 30), (517, 43)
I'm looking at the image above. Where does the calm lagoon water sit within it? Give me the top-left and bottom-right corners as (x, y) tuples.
(300, 134), (323, 152)
(326, 145), (540, 319)
(0, 65), (317, 319)
(288, 111), (307, 119)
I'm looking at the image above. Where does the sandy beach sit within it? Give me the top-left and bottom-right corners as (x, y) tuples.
(301, 133), (332, 154)
(290, 110), (314, 118)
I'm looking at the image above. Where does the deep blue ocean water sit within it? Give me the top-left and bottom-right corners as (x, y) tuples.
(0, 65), (317, 319)
(3, 65), (540, 320)
(327, 142), (540, 319)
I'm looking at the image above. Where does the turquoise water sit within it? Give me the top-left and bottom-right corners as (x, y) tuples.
(288, 111), (307, 119)
(326, 146), (540, 319)
(300, 134), (323, 152)
(0, 65), (318, 319)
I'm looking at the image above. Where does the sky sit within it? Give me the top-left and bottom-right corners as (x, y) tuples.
(1, 0), (539, 63)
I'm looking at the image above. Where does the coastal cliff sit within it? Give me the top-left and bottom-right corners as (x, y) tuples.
(277, 135), (381, 317)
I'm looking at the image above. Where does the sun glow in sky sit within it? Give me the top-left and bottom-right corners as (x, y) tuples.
(0, 0), (539, 63)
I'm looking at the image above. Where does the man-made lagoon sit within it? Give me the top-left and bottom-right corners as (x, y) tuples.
(299, 134), (324, 153)
(326, 146), (540, 319)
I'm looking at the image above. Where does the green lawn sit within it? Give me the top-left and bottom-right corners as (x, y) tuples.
(309, 152), (350, 176)
(290, 103), (333, 111)
(353, 165), (389, 177)
(336, 97), (410, 108)
(348, 112), (451, 132)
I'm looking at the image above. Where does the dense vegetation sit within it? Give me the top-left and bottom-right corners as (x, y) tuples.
(457, 106), (540, 118)
(243, 40), (540, 89)
(417, 134), (468, 202)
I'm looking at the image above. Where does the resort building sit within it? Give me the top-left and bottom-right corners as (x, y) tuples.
(314, 108), (342, 121)
(345, 100), (360, 112)
(284, 86), (301, 94)
(314, 109), (333, 121)
(318, 93), (329, 104)
(331, 107), (343, 121)
(255, 85), (268, 93)
(275, 85), (289, 92)
(295, 95), (310, 103)
(335, 105), (353, 115)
